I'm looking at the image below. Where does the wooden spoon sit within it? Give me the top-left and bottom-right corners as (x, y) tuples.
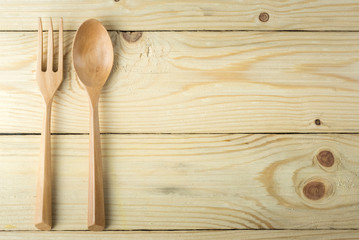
(72, 19), (114, 231)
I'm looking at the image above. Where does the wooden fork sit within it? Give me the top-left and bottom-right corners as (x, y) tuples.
(35, 17), (63, 231)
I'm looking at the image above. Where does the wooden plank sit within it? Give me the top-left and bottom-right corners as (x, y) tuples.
(1, 230), (359, 240)
(1, 0), (359, 31)
(1, 31), (359, 133)
(1, 134), (359, 230)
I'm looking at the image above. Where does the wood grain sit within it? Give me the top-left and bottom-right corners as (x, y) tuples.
(0, 230), (359, 240)
(1, 31), (359, 133)
(0, 0), (359, 30)
(1, 134), (359, 230)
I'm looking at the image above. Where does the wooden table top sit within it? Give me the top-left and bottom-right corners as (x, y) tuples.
(1, 0), (359, 239)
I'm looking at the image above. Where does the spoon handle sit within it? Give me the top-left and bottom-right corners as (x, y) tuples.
(35, 102), (52, 230)
(88, 101), (105, 231)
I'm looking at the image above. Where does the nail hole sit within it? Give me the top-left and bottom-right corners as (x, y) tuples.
(315, 119), (321, 126)
(114, 0), (120, 2)
(259, 12), (269, 22)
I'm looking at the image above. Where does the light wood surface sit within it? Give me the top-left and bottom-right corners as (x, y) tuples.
(0, 230), (359, 240)
(1, 134), (359, 230)
(0, 31), (359, 133)
(0, 0), (359, 31)
(73, 19), (114, 231)
(2, 0), (359, 237)
(34, 18), (63, 231)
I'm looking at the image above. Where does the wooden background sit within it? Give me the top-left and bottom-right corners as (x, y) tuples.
(1, 0), (359, 239)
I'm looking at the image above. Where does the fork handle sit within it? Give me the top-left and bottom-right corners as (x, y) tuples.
(35, 102), (52, 230)
(88, 100), (105, 231)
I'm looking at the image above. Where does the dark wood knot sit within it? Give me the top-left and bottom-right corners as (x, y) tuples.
(259, 12), (270, 22)
(315, 119), (321, 126)
(122, 32), (142, 43)
(303, 181), (325, 200)
(317, 150), (335, 167)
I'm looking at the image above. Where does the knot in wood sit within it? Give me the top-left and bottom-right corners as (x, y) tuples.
(303, 181), (325, 200)
(317, 150), (334, 167)
(259, 12), (269, 22)
(122, 32), (142, 43)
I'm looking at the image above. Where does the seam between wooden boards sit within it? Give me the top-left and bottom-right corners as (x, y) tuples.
(1, 30), (359, 32)
(0, 229), (359, 232)
(1, 133), (359, 135)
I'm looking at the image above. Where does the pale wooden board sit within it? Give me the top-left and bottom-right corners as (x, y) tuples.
(1, 134), (359, 230)
(1, 31), (359, 133)
(0, 230), (359, 240)
(1, 0), (359, 30)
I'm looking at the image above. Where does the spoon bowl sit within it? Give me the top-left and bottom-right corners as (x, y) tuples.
(73, 19), (113, 88)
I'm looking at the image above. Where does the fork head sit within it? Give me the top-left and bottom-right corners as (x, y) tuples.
(36, 17), (63, 104)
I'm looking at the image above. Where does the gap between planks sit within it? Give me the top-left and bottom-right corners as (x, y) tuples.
(1, 228), (359, 231)
(1, 30), (359, 33)
(0, 230), (359, 240)
(1, 133), (359, 135)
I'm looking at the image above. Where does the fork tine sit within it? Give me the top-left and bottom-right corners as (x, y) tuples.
(47, 18), (53, 71)
(58, 18), (63, 73)
(37, 18), (43, 72)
